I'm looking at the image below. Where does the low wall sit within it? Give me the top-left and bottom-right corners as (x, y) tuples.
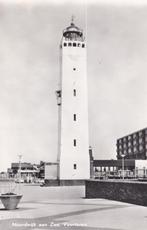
(85, 180), (147, 206)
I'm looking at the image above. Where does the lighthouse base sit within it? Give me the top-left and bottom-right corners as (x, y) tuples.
(59, 179), (85, 186)
(43, 179), (85, 186)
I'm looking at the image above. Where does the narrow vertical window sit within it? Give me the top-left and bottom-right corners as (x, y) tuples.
(73, 89), (76, 96)
(73, 164), (77, 170)
(74, 139), (76, 146)
(73, 114), (76, 121)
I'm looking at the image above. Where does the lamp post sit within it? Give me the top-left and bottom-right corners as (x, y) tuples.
(121, 154), (125, 180)
(18, 155), (22, 183)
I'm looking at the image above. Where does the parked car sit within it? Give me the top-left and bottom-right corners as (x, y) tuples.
(15, 178), (24, 183)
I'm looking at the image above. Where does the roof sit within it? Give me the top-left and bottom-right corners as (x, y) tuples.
(11, 162), (37, 169)
(93, 159), (135, 167)
(45, 162), (58, 166)
(63, 22), (83, 37)
(20, 169), (39, 173)
(117, 127), (147, 141)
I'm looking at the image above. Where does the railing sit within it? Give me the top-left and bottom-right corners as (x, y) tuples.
(94, 170), (146, 180)
(63, 37), (84, 42)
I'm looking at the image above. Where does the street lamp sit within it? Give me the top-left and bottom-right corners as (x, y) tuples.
(18, 155), (22, 183)
(121, 154), (125, 180)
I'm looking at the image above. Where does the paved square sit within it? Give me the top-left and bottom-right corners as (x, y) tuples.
(0, 184), (147, 230)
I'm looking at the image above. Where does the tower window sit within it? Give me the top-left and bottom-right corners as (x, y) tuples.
(73, 68), (76, 71)
(64, 42), (67, 46)
(73, 43), (76, 47)
(74, 139), (76, 146)
(73, 114), (76, 121)
(73, 89), (76, 96)
(73, 164), (77, 170)
(82, 44), (85, 48)
(68, 42), (72, 46)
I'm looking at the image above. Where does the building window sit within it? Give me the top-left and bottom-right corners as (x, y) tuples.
(118, 139), (122, 143)
(133, 133), (137, 139)
(73, 43), (76, 47)
(82, 43), (85, 48)
(133, 146), (137, 152)
(128, 135), (131, 140)
(133, 140), (137, 145)
(123, 137), (126, 142)
(78, 43), (80, 47)
(119, 150), (122, 155)
(123, 143), (127, 148)
(74, 139), (76, 146)
(73, 164), (77, 169)
(73, 114), (76, 121)
(64, 42), (67, 46)
(139, 131), (143, 137)
(68, 42), (72, 46)
(73, 68), (76, 71)
(124, 150), (127, 154)
(139, 137), (143, 144)
(73, 89), (76, 96)
(128, 148), (132, 154)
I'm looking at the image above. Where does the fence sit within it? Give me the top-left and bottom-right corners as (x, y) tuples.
(94, 169), (147, 179)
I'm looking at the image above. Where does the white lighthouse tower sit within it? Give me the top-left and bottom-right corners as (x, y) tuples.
(56, 18), (90, 184)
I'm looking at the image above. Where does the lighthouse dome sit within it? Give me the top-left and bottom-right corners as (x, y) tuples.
(63, 21), (83, 41)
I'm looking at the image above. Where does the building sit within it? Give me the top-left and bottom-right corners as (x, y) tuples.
(93, 127), (147, 179)
(10, 162), (39, 182)
(117, 127), (147, 160)
(56, 19), (90, 183)
(0, 172), (8, 179)
(93, 159), (147, 178)
(44, 162), (58, 180)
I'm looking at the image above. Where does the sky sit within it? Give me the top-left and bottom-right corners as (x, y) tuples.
(1, 0), (147, 171)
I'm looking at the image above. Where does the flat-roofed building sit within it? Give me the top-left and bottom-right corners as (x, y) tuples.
(10, 162), (39, 182)
(93, 159), (147, 178)
(117, 127), (147, 160)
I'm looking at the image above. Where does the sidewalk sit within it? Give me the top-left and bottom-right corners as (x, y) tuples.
(0, 184), (147, 230)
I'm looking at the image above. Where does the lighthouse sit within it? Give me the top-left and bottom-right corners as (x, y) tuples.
(56, 18), (90, 184)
